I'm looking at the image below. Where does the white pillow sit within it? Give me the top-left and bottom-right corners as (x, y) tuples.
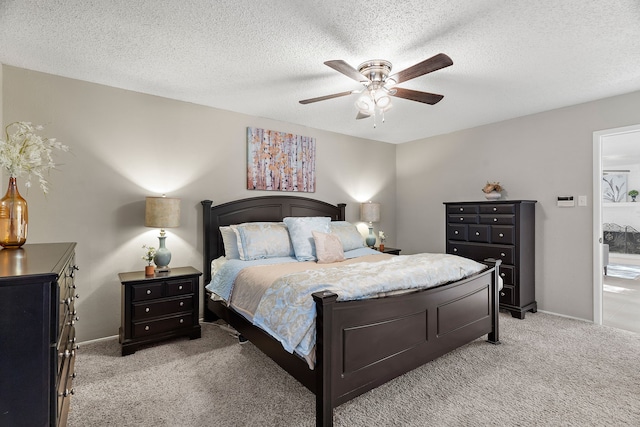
(220, 226), (240, 259)
(283, 216), (331, 261)
(329, 221), (365, 251)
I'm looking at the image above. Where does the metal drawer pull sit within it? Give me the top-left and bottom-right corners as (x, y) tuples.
(178, 285), (183, 290)
(453, 248), (458, 252)
(501, 252), (506, 257)
(501, 272), (506, 277)
(59, 388), (75, 397)
(146, 289), (152, 295)
(179, 301), (184, 307)
(179, 318), (184, 323)
(454, 230), (459, 234)
(493, 218), (497, 222)
(500, 292), (505, 297)
(475, 232), (480, 236)
(460, 217), (464, 221)
(493, 207), (497, 211)
(145, 307), (150, 313)
(499, 233), (504, 237)
(145, 326), (150, 331)
(460, 207), (463, 211)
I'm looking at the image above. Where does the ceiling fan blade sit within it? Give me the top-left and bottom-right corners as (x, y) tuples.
(387, 53), (453, 85)
(324, 60), (370, 83)
(392, 88), (444, 105)
(299, 90), (355, 104)
(356, 111), (371, 120)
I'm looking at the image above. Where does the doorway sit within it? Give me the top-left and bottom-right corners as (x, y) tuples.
(593, 124), (640, 333)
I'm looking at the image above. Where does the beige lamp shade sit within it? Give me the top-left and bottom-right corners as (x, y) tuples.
(145, 196), (181, 229)
(360, 201), (380, 223)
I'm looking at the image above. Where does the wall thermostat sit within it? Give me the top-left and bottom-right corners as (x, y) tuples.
(557, 196), (575, 207)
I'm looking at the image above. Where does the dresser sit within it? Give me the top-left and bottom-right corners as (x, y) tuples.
(444, 200), (536, 319)
(0, 242), (79, 426)
(118, 266), (202, 356)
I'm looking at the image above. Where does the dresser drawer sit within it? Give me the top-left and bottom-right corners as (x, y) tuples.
(133, 314), (194, 338)
(447, 205), (478, 214)
(468, 225), (490, 243)
(491, 225), (515, 244)
(166, 279), (194, 296)
(448, 214), (478, 224)
(447, 241), (514, 265)
(133, 296), (193, 320)
(500, 285), (515, 305)
(447, 224), (467, 241)
(480, 204), (515, 214)
(57, 323), (76, 378)
(498, 264), (515, 286)
(132, 282), (164, 301)
(479, 214), (515, 225)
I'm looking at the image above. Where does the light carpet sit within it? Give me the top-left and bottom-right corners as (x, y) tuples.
(68, 312), (640, 426)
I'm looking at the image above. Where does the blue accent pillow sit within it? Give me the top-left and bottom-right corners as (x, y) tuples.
(233, 222), (294, 260)
(283, 217), (331, 261)
(329, 221), (365, 252)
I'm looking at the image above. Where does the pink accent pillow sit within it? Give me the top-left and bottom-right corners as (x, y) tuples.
(312, 231), (345, 264)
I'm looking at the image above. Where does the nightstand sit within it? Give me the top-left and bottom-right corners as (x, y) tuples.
(377, 247), (401, 255)
(118, 266), (202, 356)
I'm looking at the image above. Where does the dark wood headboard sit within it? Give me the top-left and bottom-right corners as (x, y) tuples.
(201, 195), (346, 284)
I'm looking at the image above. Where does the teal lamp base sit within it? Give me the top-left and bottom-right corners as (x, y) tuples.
(154, 234), (172, 272)
(365, 225), (376, 248)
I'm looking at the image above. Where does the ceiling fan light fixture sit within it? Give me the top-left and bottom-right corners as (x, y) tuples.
(355, 95), (374, 112)
(374, 92), (391, 108)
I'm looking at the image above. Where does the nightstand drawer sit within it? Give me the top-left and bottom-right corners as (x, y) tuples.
(132, 282), (164, 301)
(133, 314), (194, 338)
(133, 297), (193, 320)
(166, 279), (193, 296)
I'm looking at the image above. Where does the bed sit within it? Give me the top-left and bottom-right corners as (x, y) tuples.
(201, 195), (501, 426)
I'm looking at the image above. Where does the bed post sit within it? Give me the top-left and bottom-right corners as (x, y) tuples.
(313, 290), (338, 427)
(201, 200), (217, 322)
(337, 203), (346, 221)
(487, 259), (501, 344)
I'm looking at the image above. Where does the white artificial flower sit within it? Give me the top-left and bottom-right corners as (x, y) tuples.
(0, 122), (69, 193)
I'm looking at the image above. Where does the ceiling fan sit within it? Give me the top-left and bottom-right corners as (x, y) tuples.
(299, 53), (453, 125)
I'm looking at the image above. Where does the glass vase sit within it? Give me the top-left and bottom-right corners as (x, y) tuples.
(0, 177), (28, 249)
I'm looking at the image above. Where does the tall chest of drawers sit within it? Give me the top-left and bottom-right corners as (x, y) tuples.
(444, 201), (537, 319)
(0, 242), (79, 426)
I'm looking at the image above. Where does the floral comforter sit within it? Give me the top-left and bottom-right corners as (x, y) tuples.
(251, 253), (485, 363)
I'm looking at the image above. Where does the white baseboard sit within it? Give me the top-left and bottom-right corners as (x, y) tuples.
(537, 309), (592, 323)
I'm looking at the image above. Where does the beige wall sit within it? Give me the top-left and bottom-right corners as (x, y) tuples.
(397, 90), (640, 320)
(2, 65), (397, 341)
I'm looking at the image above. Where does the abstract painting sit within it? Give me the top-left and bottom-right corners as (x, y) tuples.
(247, 127), (316, 192)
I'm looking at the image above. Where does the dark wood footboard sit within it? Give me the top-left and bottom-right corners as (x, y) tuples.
(312, 263), (500, 426)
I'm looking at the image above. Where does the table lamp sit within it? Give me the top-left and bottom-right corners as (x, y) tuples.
(145, 195), (180, 272)
(360, 201), (380, 248)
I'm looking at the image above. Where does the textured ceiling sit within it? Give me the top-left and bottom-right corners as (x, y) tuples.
(1, 0), (640, 144)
